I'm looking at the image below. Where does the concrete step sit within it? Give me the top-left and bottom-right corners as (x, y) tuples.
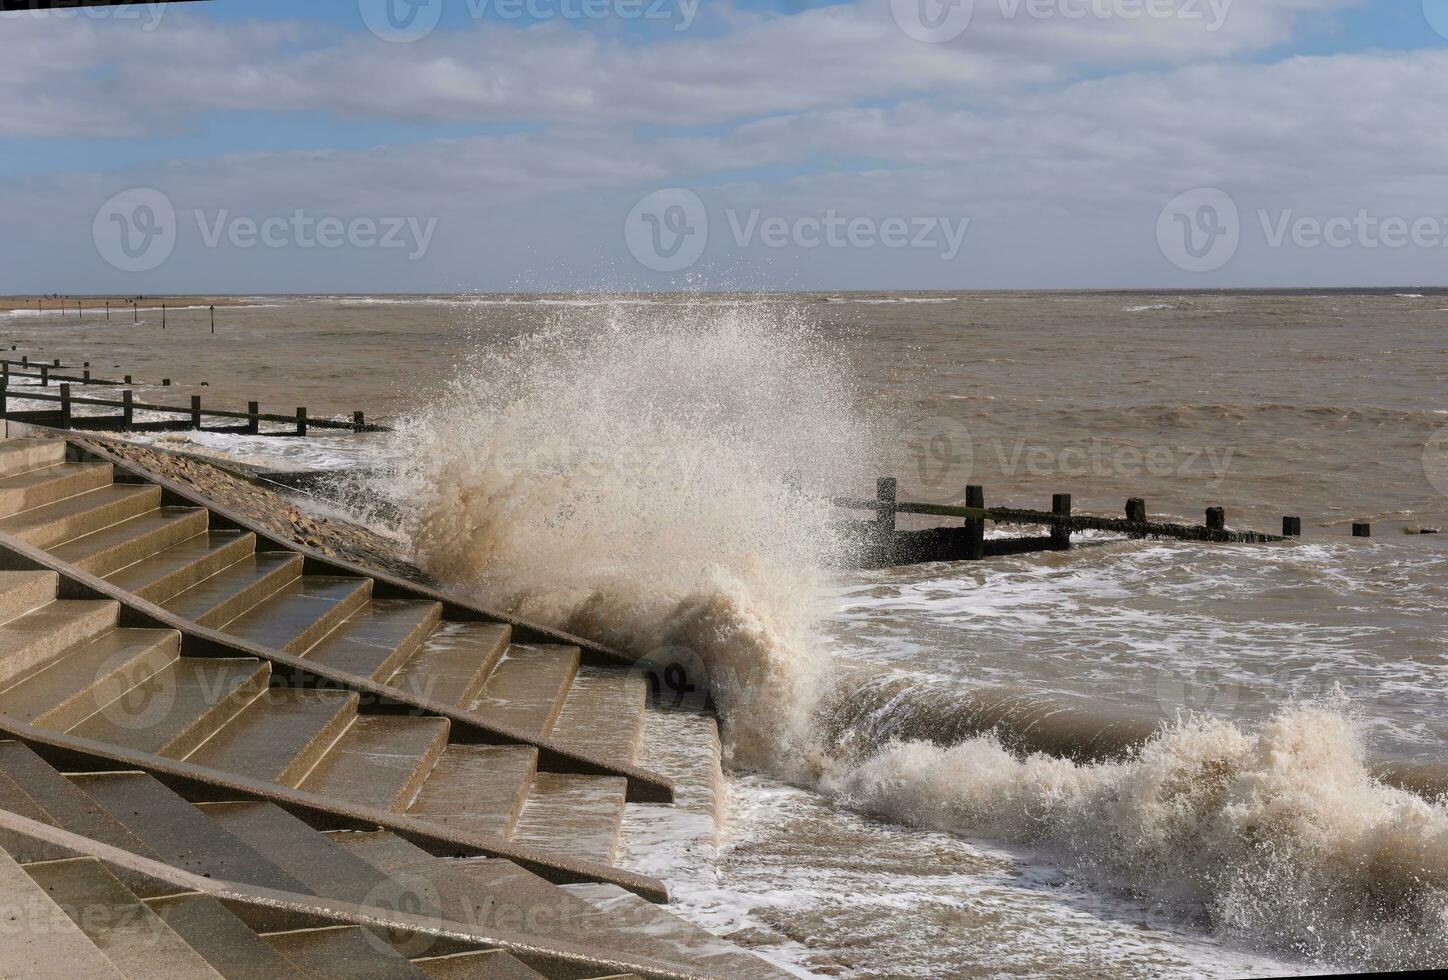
(67, 770), (311, 894)
(298, 714), (450, 811)
(219, 576), (373, 655)
(161, 552), (303, 629)
(306, 599), (443, 683)
(22, 856), (225, 979)
(0, 848), (126, 980)
(262, 926), (431, 980)
(69, 658), (271, 758)
(148, 893), (302, 980)
(198, 800), (417, 909)
(510, 774), (628, 867)
(546, 668), (648, 770)
(325, 830), (669, 967)
(386, 622), (509, 708)
(51, 507), (212, 578)
(0, 438), (67, 480)
(0, 627), (180, 730)
(406, 744), (536, 840)
(410, 950), (547, 979)
(0, 483), (160, 549)
(563, 883), (789, 980)
(0, 461), (113, 519)
(184, 688), (360, 787)
(105, 530), (258, 606)
(0, 599), (119, 687)
(0, 742), (164, 874)
(0, 569), (58, 623)
(466, 646), (579, 740)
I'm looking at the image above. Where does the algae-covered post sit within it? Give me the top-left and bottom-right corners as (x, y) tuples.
(1051, 493), (1073, 550)
(965, 485), (986, 560)
(353, 411), (365, 432)
(1206, 507), (1226, 533)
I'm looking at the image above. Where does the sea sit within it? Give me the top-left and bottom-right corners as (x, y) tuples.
(5, 290), (1448, 977)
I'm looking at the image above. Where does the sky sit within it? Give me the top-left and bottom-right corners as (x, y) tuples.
(3, 0), (1448, 292)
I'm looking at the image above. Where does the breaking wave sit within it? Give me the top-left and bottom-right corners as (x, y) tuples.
(378, 298), (1448, 971)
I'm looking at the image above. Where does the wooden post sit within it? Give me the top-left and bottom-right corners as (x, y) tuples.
(353, 411), (365, 433)
(964, 485), (986, 560)
(20, 355), (27, 368)
(1353, 522), (1372, 538)
(51, 358), (59, 368)
(190, 395), (202, 430)
(210, 305), (215, 334)
(59, 384), (71, 428)
(40, 365), (48, 388)
(1283, 516), (1302, 537)
(875, 477), (898, 565)
(247, 401), (260, 435)
(1206, 507), (1226, 533)
(121, 390), (133, 430)
(83, 364), (90, 383)
(162, 378), (171, 387)
(133, 302), (138, 324)
(162, 304), (166, 329)
(124, 375), (132, 384)
(1126, 498), (1147, 523)
(1051, 493), (1073, 550)
(296, 407), (308, 437)
(106, 301), (110, 322)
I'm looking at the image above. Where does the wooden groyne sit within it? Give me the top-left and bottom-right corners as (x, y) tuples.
(837, 478), (1371, 569)
(0, 357), (388, 436)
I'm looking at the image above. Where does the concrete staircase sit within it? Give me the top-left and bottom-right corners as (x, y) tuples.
(0, 438), (649, 869)
(0, 739), (750, 979)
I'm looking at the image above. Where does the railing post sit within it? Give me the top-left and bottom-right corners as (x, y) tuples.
(60, 384), (71, 428)
(247, 401), (260, 435)
(121, 390), (133, 430)
(1051, 493), (1073, 550)
(1283, 516), (1301, 537)
(296, 407), (308, 437)
(191, 395), (202, 430)
(964, 485), (985, 560)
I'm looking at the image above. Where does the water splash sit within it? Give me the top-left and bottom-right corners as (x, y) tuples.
(379, 298), (1448, 970)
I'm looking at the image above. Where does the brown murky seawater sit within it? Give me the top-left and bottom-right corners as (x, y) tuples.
(5, 290), (1447, 978)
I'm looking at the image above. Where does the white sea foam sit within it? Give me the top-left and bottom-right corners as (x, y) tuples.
(375, 297), (1448, 971)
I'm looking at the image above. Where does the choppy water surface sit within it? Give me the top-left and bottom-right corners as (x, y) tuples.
(7, 290), (1448, 977)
